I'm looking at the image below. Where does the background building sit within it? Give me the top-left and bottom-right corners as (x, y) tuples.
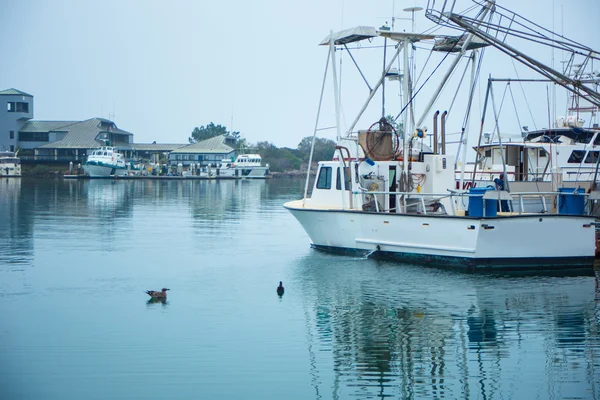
(1, 88), (243, 167)
(0, 89), (33, 153)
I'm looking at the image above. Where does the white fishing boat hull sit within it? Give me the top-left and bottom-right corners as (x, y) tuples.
(237, 166), (269, 178)
(284, 199), (596, 270)
(83, 163), (127, 178)
(83, 146), (128, 178)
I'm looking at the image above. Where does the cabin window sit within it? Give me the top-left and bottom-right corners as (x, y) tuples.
(567, 150), (585, 163)
(316, 166), (332, 189)
(539, 149), (547, 157)
(585, 151), (599, 164)
(9, 131), (14, 139)
(336, 167), (351, 190)
(484, 149), (492, 158)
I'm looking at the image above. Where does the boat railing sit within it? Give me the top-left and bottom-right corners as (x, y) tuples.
(354, 188), (592, 216)
(459, 168), (597, 183)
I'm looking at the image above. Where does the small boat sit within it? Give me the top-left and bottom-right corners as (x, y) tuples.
(83, 146), (127, 178)
(0, 150), (21, 177)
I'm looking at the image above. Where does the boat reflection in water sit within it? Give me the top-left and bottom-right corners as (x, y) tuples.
(296, 256), (600, 399)
(0, 178), (31, 266)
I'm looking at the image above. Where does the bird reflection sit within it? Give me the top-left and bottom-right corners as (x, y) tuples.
(147, 297), (167, 306)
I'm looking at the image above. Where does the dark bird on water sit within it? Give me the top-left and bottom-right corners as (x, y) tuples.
(277, 281), (284, 296)
(146, 288), (170, 298)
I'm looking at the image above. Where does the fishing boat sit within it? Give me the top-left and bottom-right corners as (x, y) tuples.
(283, 5), (596, 271)
(0, 150), (21, 177)
(83, 146), (127, 178)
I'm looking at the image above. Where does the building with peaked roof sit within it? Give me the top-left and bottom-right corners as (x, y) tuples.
(168, 135), (238, 166)
(1, 88), (134, 163)
(1, 88), (243, 167)
(0, 88), (33, 153)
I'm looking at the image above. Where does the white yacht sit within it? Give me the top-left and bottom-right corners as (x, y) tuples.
(83, 146), (127, 178)
(215, 154), (269, 178)
(0, 150), (21, 177)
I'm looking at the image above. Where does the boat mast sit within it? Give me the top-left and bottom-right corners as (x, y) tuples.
(330, 32), (343, 143)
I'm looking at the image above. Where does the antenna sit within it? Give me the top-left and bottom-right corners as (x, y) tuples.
(403, 6), (423, 33)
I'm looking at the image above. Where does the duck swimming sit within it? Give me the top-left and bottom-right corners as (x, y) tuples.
(276, 281), (284, 296)
(146, 288), (170, 298)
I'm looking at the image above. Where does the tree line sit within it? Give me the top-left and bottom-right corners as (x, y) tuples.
(189, 123), (336, 173)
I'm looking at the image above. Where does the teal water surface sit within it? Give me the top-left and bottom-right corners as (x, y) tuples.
(1, 177), (599, 399)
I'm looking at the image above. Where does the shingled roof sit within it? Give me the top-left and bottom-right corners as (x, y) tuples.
(0, 88), (33, 96)
(20, 120), (79, 132)
(35, 118), (133, 149)
(132, 143), (187, 151)
(170, 135), (235, 154)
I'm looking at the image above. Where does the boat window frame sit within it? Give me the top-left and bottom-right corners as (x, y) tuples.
(585, 150), (599, 164)
(316, 166), (332, 189)
(567, 150), (585, 164)
(335, 166), (351, 191)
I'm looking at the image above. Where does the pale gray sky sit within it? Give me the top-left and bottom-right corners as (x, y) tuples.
(1, 0), (598, 150)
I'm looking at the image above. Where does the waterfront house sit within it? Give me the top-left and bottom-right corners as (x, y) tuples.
(168, 135), (238, 167)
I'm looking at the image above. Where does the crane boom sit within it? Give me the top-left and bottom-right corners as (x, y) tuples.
(426, 0), (600, 108)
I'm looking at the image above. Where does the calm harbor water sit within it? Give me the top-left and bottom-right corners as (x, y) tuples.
(1, 177), (599, 399)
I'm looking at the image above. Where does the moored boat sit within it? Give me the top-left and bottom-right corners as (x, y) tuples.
(83, 146), (127, 178)
(0, 150), (21, 177)
(284, 11), (596, 271)
(214, 154), (269, 178)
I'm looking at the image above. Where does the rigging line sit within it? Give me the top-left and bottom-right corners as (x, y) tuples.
(490, 83), (510, 144)
(447, 55), (470, 117)
(413, 47), (435, 89)
(392, 48), (456, 124)
(508, 83), (523, 137)
(456, 48), (486, 164)
(451, 58), (472, 165)
(461, 47), (486, 128)
(510, 58), (538, 131)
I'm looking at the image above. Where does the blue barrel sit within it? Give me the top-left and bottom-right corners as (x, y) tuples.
(468, 187), (498, 217)
(558, 188), (585, 215)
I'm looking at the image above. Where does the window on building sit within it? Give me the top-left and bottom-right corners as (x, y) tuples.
(316, 166), (332, 189)
(9, 131), (14, 139)
(17, 102), (29, 112)
(19, 132), (49, 142)
(10, 145), (14, 152)
(7, 102), (29, 113)
(567, 150), (585, 163)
